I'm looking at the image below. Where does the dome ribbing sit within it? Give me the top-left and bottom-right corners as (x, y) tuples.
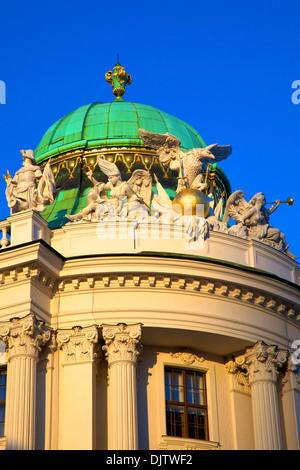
(35, 101), (206, 164)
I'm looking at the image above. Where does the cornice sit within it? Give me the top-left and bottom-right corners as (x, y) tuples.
(56, 271), (300, 324)
(0, 260), (299, 326)
(1, 239), (298, 291)
(0, 240), (63, 276)
(60, 252), (300, 296)
(0, 262), (57, 294)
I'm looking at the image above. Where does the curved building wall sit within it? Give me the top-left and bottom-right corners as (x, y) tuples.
(0, 213), (299, 450)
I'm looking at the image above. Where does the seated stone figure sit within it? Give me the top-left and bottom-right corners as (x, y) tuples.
(66, 157), (152, 223)
(65, 171), (113, 222)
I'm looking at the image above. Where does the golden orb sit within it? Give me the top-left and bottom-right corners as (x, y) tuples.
(287, 197), (294, 206)
(172, 188), (211, 218)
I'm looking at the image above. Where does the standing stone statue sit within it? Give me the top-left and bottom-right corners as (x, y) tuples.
(4, 150), (55, 214)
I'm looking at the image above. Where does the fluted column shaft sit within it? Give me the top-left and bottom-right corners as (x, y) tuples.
(0, 315), (52, 450)
(228, 341), (288, 450)
(6, 355), (37, 450)
(102, 323), (142, 450)
(250, 379), (282, 449)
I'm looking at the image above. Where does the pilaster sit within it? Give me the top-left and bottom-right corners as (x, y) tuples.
(57, 325), (100, 450)
(280, 357), (300, 449)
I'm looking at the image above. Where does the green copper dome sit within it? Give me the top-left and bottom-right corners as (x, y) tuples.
(35, 100), (206, 164)
(34, 62), (231, 230)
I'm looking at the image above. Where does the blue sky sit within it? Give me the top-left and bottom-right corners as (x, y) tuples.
(0, 0), (299, 259)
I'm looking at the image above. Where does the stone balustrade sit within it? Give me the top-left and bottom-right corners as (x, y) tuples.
(0, 220), (10, 249)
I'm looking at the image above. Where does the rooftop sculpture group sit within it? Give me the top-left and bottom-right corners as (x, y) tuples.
(3, 132), (296, 259)
(222, 190), (296, 259)
(65, 159), (152, 223)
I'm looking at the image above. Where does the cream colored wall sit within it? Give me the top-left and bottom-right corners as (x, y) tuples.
(138, 347), (249, 450)
(39, 343), (257, 450)
(0, 214), (299, 450)
(1, 318), (300, 450)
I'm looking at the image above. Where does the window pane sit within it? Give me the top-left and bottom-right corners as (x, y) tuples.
(166, 405), (184, 437)
(186, 373), (206, 406)
(0, 371), (6, 437)
(186, 372), (206, 405)
(186, 373), (195, 404)
(165, 371), (173, 401)
(173, 371), (183, 402)
(165, 369), (184, 402)
(0, 405), (5, 438)
(187, 407), (207, 440)
(0, 372), (6, 403)
(198, 388), (206, 406)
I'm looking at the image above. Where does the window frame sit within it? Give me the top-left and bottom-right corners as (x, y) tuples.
(165, 367), (209, 441)
(151, 351), (220, 450)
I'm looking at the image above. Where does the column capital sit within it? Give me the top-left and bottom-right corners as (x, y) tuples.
(102, 323), (143, 366)
(227, 341), (288, 385)
(0, 314), (53, 362)
(282, 357), (300, 392)
(57, 325), (100, 365)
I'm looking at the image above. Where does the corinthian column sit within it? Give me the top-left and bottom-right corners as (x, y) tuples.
(227, 341), (288, 450)
(0, 315), (52, 450)
(102, 323), (143, 450)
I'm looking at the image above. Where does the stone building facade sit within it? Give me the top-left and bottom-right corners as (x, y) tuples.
(0, 64), (299, 450)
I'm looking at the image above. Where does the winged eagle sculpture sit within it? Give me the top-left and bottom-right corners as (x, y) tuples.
(139, 129), (232, 190)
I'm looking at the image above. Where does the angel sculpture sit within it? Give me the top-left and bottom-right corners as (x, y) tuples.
(66, 157), (152, 222)
(139, 129), (232, 191)
(222, 191), (297, 259)
(96, 157), (152, 220)
(65, 171), (113, 222)
(4, 150), (55, 214)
